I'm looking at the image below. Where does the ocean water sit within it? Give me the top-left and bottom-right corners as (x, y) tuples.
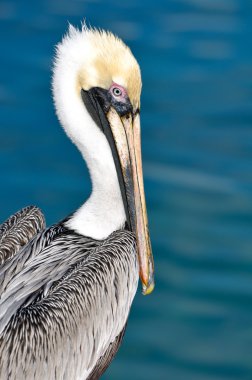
(0, 1), (252, 379)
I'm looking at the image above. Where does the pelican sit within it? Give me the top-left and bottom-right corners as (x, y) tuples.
(0, 24), (154, 380)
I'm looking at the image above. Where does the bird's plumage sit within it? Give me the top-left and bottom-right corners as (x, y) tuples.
(0, 22), (154, 380)
(0, 213), (138, 379)
(0, 206), (45, 265)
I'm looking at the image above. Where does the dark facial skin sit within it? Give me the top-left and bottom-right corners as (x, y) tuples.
(81, 83), (133, 123)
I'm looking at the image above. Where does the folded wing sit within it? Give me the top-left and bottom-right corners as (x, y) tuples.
(0, 206), (46, 265)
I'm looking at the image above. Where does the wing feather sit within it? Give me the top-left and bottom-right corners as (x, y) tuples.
(0, 206), (45, 265)
(0, 224), (98, 333)
(87, 324), (127, 380)
(0, 229), (138, 380)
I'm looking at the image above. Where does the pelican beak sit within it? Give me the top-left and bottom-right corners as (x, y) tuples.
(106, 108), (154, 295)
(81, 88), (154, 295)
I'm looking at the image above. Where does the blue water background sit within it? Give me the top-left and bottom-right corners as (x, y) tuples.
(1, 1), (252, 379)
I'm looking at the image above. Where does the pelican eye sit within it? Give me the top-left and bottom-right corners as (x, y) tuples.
(112, 87), (122, 97)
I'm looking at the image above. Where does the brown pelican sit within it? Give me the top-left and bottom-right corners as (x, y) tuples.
(0, 24), (154, 380)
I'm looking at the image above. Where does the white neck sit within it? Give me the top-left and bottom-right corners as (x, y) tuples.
(53, 54), (126, 240)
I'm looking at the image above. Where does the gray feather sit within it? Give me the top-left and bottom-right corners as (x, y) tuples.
(0, 228), (138, 379)
(0, 206), (45, 265)
(0, 224), (99, 333)
(87, 324), (127, 380)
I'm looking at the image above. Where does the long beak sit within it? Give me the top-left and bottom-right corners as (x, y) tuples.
(107, 108), (154, 295)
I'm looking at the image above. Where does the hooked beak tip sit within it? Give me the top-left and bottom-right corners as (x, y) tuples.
(141, 267), (155, 295)
(142, 278), (155, 295)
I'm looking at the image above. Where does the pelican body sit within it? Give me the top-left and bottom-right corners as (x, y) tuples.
(0, 24), (154, 380)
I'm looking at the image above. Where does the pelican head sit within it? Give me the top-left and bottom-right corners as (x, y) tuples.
(52, 24), (154, 295)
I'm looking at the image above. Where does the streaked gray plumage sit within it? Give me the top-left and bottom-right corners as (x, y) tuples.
(0, 208), (138, 379)
(0, 206), (45, 265)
